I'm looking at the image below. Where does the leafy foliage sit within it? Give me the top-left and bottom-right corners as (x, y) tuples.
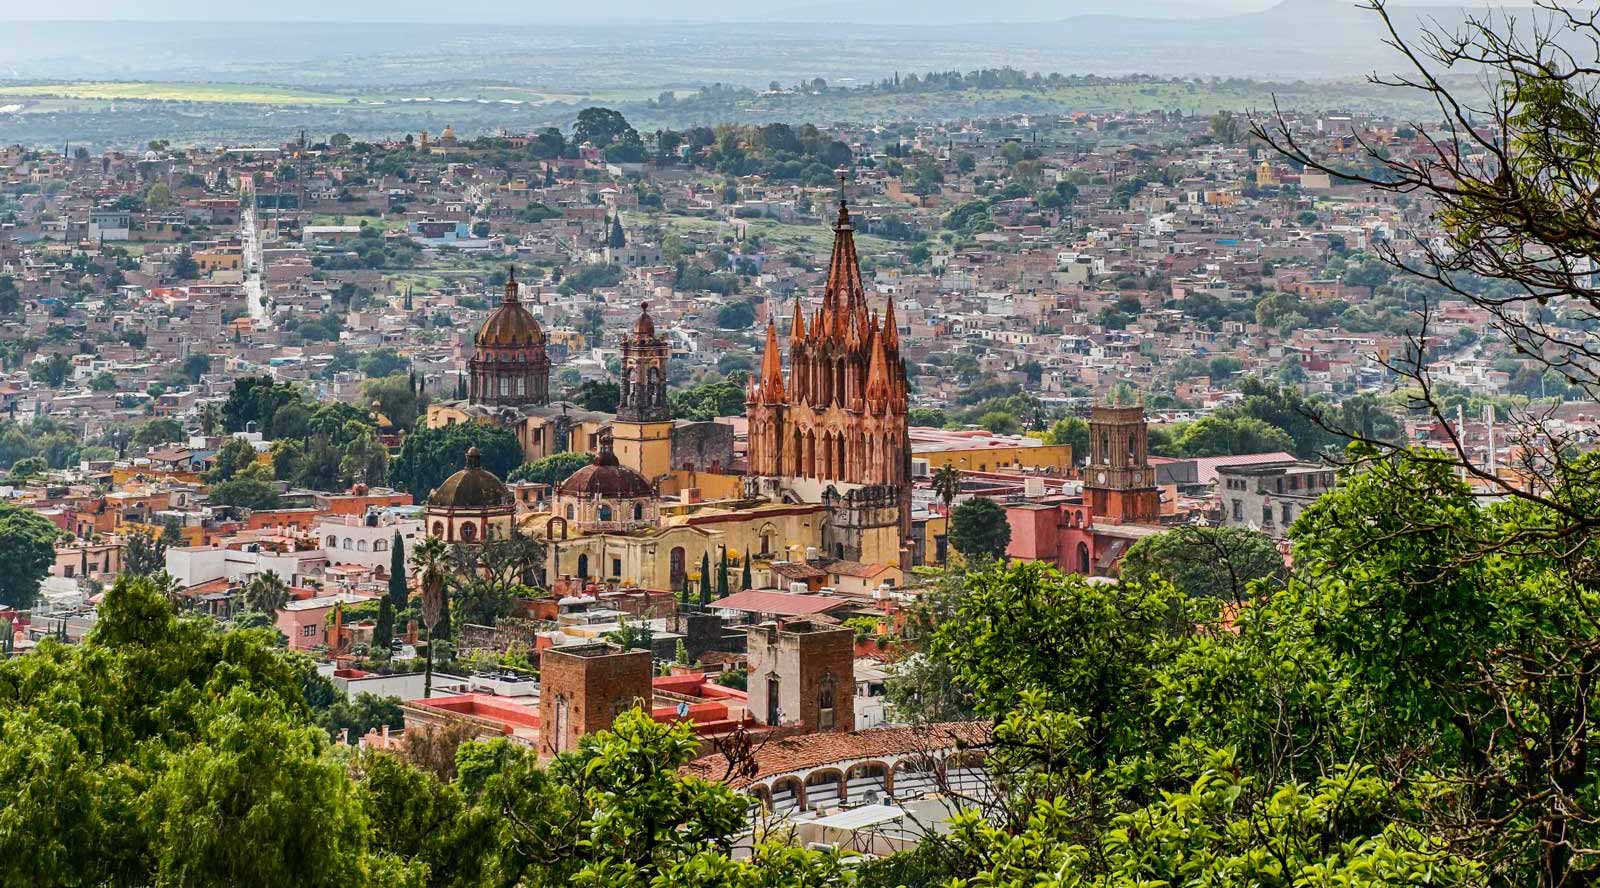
(0, 502), (59, 608)
(390, 423), (521, 502)
(948, 497), (1011, 561)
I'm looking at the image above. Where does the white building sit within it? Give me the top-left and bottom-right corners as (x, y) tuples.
(313, 510), (424, 572)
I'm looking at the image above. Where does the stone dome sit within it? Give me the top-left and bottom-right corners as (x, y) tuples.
(477, 301), (543, 349)
(429, 447), (512, 509)
(476, 268), (544, 349)
(559, 440), (654, 500)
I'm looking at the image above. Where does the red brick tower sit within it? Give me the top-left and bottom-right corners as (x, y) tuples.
(538, 642), (653, 756)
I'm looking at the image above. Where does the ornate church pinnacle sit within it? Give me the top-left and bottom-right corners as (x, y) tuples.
(790, 295), (806, 342)
(503, 265), (518, 304)
(865, 323), (891, 408)
(759, 317), (785, 404)
(881, 297), (899, 351)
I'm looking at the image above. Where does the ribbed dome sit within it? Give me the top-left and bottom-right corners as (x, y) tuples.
(477, 301), (544, 349)
(559, 441), (654, 499)
(429, 447), (512, 509)
(477, 268), (544, 349)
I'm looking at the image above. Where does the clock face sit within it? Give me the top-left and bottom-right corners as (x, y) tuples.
(1097, 471), (1106, 484)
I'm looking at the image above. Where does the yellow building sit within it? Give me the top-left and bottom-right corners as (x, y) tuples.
(913, 439), (1073, 474)
(528, 496), (828, 592)
(193, 247), (243, 275)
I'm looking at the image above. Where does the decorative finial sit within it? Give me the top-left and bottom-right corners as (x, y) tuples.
(504, 266), (518, 303)
(465, 446), (481, 469)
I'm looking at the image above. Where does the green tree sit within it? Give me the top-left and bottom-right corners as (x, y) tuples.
(1119, 524), (1285, 603)
(31, 352), (71, 387)
(388, 531), (408, 609)
(207, 436), (259, 482)
(0, 503), (58, 608)
(8, 455), (45, 480)
(457, 709), (846, 887)
(1044, 416), (1090, 463)
(572, 379), (619, 413)
(372, 597), (394, 656)
(123, 527), (170, 577)
(715, 300), (757, 329)
(0, 574), (411, 887)
(669, 377), (747, 421)
(209, 466), (280, 511)
(132, 417), (185, 450)
(1164, 414), (1296, 458)
(716, 547), (729, 601)
(181, 353), (212, 383)
(948, 497), (1011, 561)
(927, 561), (1197, 760)
(221, 376), (301, 434)
(390, 423), (521, 502)
(573, 107), (637, 149)
(508, 451), (593, 486)
(360, 374), (420, 431)
(698, 550), (711, 607)
(357, 347), (408, 380)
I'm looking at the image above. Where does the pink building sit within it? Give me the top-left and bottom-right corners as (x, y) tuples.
(276, 592), (370, 650)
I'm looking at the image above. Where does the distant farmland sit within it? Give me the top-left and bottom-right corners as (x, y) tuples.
(0, 82), (350, 105)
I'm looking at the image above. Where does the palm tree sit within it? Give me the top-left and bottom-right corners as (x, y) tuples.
(198, 403), (222, 437)
(241, 571), (289, 614)
(411, 535), (450, 699)
(412, 536), (449, 632)
(931, 464), (962, 512)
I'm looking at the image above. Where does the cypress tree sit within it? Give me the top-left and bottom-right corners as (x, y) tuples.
(698, 551), (711, 607)
(373, 595), (394, 656)
(388, 531), (407, 608)
(741, 553), (752, 592)
(716, 548), (729, 601)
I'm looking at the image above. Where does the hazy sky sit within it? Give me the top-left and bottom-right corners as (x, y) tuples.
(0, 0), (1286, 22)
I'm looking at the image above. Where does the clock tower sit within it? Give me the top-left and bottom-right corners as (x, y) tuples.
(1083, 405), (1161, 524)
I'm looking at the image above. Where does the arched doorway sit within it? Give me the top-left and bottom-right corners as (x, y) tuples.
(1076, 541), (1090, 575)
(669, 547), (686, 591)
(577, 553), (589, 580)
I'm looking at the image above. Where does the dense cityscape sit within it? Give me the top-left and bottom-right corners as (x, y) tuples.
(3, 2), (1600, 887)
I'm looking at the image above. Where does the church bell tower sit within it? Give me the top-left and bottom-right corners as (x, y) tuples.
(612, 303), (675, 483)
(1083, 405), (1161, 524)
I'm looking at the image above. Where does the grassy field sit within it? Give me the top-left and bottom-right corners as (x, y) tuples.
(0, 82), (350, 105)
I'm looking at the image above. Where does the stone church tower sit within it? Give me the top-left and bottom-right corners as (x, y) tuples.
(1083, 405), (1161, 524)
(468, 267), (550, 407)
(745, 186), (911, 544)
(612, 303), (675, 483)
